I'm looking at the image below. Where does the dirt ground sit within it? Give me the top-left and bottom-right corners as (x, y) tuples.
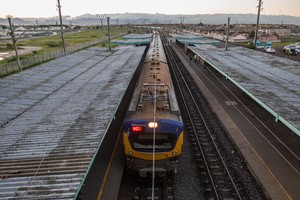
(255, 46), (300, 62)
(0, 46), (42, 61)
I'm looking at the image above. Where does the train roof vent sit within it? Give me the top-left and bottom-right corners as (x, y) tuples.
(164, 103), (170, 110)
(137, 103), (143, 110)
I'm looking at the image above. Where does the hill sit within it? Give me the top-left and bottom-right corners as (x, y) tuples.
(1, 13), (300, 25)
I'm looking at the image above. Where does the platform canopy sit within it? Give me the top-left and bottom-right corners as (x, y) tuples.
(112, 33), (153, 45)
(189, 45), (300, 136)
(177, 38), (221, 45)
(171, 33), (221, 45)
(171, 33), (204, 40)
(111, 38), (151, 45)
(122, 33), (153, 40)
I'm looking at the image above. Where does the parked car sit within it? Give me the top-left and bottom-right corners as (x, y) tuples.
(283, 44), (295, 52)
(265, 47), (275, 53)
(284, 48), (297, 55)
(294, 43), (300, 53)
(265, 41), (272, 48)
(255, 41), (264, 49)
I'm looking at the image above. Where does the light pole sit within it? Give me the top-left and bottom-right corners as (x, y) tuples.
(98, 14), (105, 40)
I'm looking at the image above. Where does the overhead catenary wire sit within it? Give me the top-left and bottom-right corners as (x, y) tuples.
(151, 34), (158, 200)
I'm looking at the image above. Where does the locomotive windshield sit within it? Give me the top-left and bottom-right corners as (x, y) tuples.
(129, 133), (176, 152)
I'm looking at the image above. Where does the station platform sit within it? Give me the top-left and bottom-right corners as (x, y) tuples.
(172, 43), (300, 200)
(0, 46), (146, 199)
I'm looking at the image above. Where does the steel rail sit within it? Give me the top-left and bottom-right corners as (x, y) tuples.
(162, 34), (242, 200)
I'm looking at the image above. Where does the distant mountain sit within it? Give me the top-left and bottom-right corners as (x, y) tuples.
(1, 13), (299, 25)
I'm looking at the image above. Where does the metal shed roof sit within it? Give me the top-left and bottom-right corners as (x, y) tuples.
(177, 38), (221, 45)
(122, 33), (153, 39)
(111, 38), (151, 45)
(171, 33), (204, 40)
(112, 33), (153, 45)
(189, 45), (300, 136)
(0, 46), (146, 199)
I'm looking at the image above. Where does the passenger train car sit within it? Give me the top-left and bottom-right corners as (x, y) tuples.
(123, 32), (184, 177)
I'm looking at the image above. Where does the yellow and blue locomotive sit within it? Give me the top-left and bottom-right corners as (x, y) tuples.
(123, 32), (184, 177)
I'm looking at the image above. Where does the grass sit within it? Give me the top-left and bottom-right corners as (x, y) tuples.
(0, 46), (14, 52)
(0, 27), (129, 65)
(17, 28), (124, 52)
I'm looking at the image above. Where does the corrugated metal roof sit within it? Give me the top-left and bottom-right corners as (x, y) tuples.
(123, 33), (152, 39)
(0, 46), (146, 199)
(112, 34), (153, 45)
(112, 38), (151, 45)
(190, 45), (300, 136)
(177, 38), (221, 45)
(170, 33), (220, 45)
(171, 33), (204, 40)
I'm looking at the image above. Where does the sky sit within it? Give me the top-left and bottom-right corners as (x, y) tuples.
(1, 0), (300, 18)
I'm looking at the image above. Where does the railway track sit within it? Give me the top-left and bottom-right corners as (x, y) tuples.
(133, 177), (174, 200)
(162, 35), (244, 199)
(173, 36), (300, 199)
(119, 171), (174, 200)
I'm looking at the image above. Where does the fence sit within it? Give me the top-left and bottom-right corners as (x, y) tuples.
(0, 34), (124, 77)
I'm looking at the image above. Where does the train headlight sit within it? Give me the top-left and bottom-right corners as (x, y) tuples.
(148, 122), (158, 128)
(129, 151), (134, 155)
(172, 151), (177, 155)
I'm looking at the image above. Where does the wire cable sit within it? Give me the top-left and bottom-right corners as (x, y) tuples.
(151, 33), (158, 200)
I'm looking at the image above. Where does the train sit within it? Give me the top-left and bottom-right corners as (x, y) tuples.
(123, 32), (184, 177)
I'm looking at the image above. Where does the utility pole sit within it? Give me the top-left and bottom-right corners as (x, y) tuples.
(179, 17), (185, 34)
(179, 17), (185, 24)
(254, 0), (262, 48)
(225, 17), (230, 51)
(98, 14), (105, 39)
(107, 17), (111, 51)
(7, 17), (22, 71)
(57, 0), (66, 54)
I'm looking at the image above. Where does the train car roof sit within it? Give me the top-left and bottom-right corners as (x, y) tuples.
(127, 34), (180, 121)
